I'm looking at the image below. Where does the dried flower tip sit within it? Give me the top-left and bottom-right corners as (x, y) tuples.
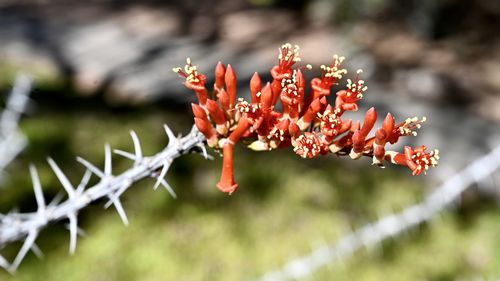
(173, 57), (202, 84)
(293, 133), (323, 158)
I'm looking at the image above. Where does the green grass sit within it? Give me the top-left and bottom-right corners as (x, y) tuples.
(0, 108), (499, 281)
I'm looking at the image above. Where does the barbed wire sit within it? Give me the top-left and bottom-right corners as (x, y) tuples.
(0, 124), (207, 273)
(257, 145), (500, 281)
(0, 74), (31, 180)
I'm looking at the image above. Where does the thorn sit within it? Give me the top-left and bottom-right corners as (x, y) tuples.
(10, 230), (38, 272)
(110, 198), (129, 226)
(48, 192), (64, 207)
(154, 160), (172, 190)
(104, 181), (131, 209)
(76, 169), (92, 194)
(76, 157), (105, 179)
(113, 149), (137, 161)
(130, 130), (143, 162)
(64, 224), (87, 237)
(104, 144), (112, 176)
(47, 158), (75, 199)
(29, 164), (46, 213)
(68, 212), (78, 255)
(155, 177), (177, 199)
(163, 124), (177, 148)
(76, 226), (87, 237)
(0, 255), (10, 271)
(197, 143), (212, 160)
(30, 243), (44, 259)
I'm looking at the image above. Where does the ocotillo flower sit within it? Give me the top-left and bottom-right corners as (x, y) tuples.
(174, 43), (439, 194)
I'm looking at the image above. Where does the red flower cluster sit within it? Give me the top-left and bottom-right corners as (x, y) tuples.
(174, 43), (439, 194)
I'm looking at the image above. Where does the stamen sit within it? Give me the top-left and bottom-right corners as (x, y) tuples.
(320, 54), (347, 82)
(293, 133), (323, 158)
(346, 69), (368, 100)
(398, 116), (427, 137)
(173, 58), (202, 83)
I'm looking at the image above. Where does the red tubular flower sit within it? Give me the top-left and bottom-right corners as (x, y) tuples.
(267, 118), (290, 149)
(229, 118), (251, 144)
(318, 105), (351, 140)
(384, 146), (439, 175)
(271, 43), (306, 105)
(318, 106), (341, 136)
(214, 61), (226, 91)
(373, 128), (387, 166)
(288, 122), (301, 139)
(350, 130), (365, 159)
(191, 103), (207, 120)
(205, 99), (226, 124)
(175, 43), (439, 193)
(387, 116), (427, 144)
(217, 143), (238, 194)
(306, 55), (347, 107)
(330, 132), (353, 153)
(293, 132), (324, 158)
(280, 70), (304, 118)
(235, 98), (263, 130)
(359, 107), (377, 137)
(225, 64), (237, 109)
(383, 113), (395, 134)
(173, 58), (208, 105)
(297, 97), (326, 130)
(205, 99), (227, 134)
(260, 83), (275, 112)
(250, 72), (262, 104)
(217, 88), (230, 113)
(277, 43), (301, 72)
(335, 70), (368, 112)
(194, 117), (217, 147)
(371, 113), (395, 166)
(404, 145), (440, 175)
(349, 107), (377, 159)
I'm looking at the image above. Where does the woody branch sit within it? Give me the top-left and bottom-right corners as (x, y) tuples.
(0, 124), (207, 273)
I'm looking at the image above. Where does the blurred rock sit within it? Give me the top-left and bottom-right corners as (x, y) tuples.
(394, 68), (445, 101)
(220, 10), (295, 48)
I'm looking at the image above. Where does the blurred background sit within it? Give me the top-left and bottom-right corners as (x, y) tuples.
(1, 0), (500, 280)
